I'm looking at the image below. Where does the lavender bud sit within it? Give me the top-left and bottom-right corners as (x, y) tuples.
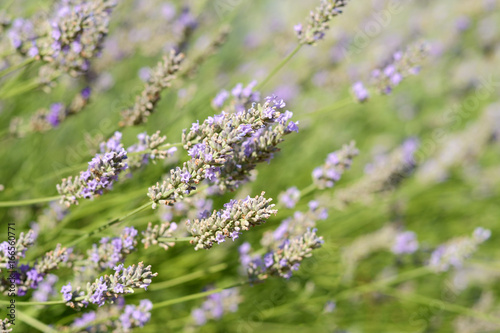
(191, 288), (241, 326)
(65, 262), (157, 308)
(247, 228), (323, 281)
(120, 50), (184, 127)
(429, 228), (491, 273)
(141, 222), (178, 250)
(260, 203), (328, 249)
(56, 148), (128, 206)
(312, 141), (358, 189)
(351, 81), (369, 102)
(278, 186), (301, 209)
(295, 0), (349, 45)
(32, 274), (58, 302)
(13, 244), (70, 297)
(334, 138), (419, 209)
(36, 0), (117, 78)
(119, 299), (153, 330)
(0, 318), (12, 333)
(391, 231), (419, 255)
(87, 227), (138, 271)
(186, 192), (277, 250)
(127, 131), (176, 169)
(369, 41), (429, 95)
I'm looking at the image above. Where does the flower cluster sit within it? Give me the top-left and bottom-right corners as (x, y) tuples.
(312, 141), (359, 189)
(333, 138), (419, 209)
(295, 0), (349, 45)
(62, 262), (157, 308)
(120, 50), (184, 127)
(10, 244), (70, 297)
(69, 298), (153, 332)
(148, 95), (298, 207)
(9, 87), (92, 136)
(212, 81), (260, 113)
(278, 186), (301, 209)
(119, 299), (153, 331)
(0, 318), (12, 333)
(34, 0), (118, 78)
(127, 131), (177, 169)
(429, 227), (491, 273)
(32, 274), (58, 302)
(56, 146), (128, 206)
(370, 42), (429, 95)
(87, 227), (138, 271)
(245, 228), (324, 281)
(6, 18), (36, 53)
(260, 200), (328, 249)
(141, 222), (178, 250)
(0, 229), (37, 264)
(186, 193), (277, 250)
(392, 231), (419, 255)
(418, 105), (500, 183)
(191, 288), (241, 326)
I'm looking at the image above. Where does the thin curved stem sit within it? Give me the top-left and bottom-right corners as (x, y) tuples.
(0, 195), (60, 207)
(157, 236), (193, 242)
(66, 201), (152, 247)
(0, 299), (65, 306)
(305, 97), (353, 117)
(153, 281), (248, 310)
(256, 44), (302, 90)
(382, 287), (500, 325)
(148, 263), (228, 291)
(0, 57), (35, 78)
(17, 309), (58, 333)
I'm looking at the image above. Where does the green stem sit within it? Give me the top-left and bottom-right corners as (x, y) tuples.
(157, 236), (193, 242)
(17, 309), (58, 333)
(0, 57), (35, 78)
(300, 183), (317, 199)
(305, 97), (353, 117)
(149, 263), (228, 291)
(153, 281), (247, 310)
(0, 79), (42, 99)
(66, 202), (151, 247)
(333, 266), (431, 301)
(382, 287), (500, 325)
(0, 195), (60, 207)
(256, 44), (302, 90)
(0, 299), (65, 306)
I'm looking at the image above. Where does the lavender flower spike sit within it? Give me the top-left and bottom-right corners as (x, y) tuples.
(64, 262), (157, 309)
(295, 0), (349, 45)
(247, 228), (324, 281)
(312, 141), (359, 189)
(121, 50), (184, 127)
(57, 148), (128, 206)
(186, 192), (277, 250)
(428, 228), (491, 273)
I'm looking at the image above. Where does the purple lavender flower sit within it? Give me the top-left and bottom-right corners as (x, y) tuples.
(295, 0), (349, 45)
(191, 288), (241, 326)
(312, 141), (358, 189)
(46, 103), (65, 127)
(57, 147), (128, 206)
(32, 274), (58, 302)
(392, 231), (419, 255)
(187, 193), (277, 250)
(352, 81), (369, 102)
(61, 282), (72, 302)
(72, 311), (96, 329)
(278, 187), (301, 209)
(247, 228), (323, 281)
(428, 228), (491, 272)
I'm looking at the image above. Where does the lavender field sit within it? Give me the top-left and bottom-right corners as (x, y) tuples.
(1, 0), (500, 332)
